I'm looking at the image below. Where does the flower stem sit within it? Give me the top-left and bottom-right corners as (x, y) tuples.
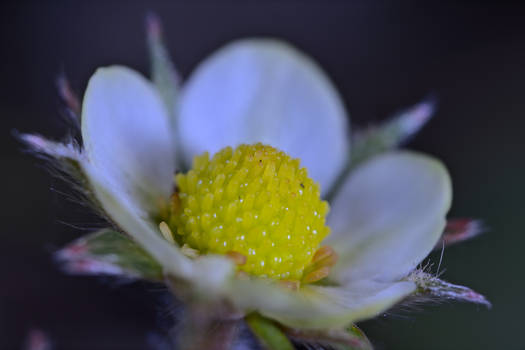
(245, 313), (294, 350)
(176, 304), (239, 350)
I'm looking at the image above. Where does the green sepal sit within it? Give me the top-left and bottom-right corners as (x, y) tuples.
(146, 13), (185, 171)
(350, 98), (435, 170)
(326, 98), (435, 200)
(346, 325), (374, 350)
(146, 13), (180, 127)
(285, 324), (373, 350)
(56, 228), (163, 281)
(245, 313), (294, 350)
(407, 270), (491, 307)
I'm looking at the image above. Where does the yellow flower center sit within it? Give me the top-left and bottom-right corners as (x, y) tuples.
(166, 143), (331, 281)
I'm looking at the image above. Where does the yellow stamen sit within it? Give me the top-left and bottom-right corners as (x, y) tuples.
(181, 244), (199, 258)
(226, 251), (247, 266)
(159, 221), (175, 244)
(300, 245), (338, 283)
(312, 246), (336, 264)
(236, 270), (250, 280)
(302, 266), (331, 284)
(279, 280), (300, 291)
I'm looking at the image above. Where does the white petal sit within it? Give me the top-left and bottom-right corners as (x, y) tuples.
(82, 66), (175, 212)
(229, 278), (414, 329)
(77, 67), (236, 289)
(326, 151), (452, 283)
(81, 162), (193, 279)
(82, 162), (235, 288)
(178, 39), (349, 195)
(190, 255), (235, 296)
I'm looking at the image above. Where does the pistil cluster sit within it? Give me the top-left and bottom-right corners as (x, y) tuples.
(161, 144), (333, 282)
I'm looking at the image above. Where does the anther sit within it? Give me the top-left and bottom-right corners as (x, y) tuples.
(302, 266), (331, 284)
(301, 246), (338, 283)
(181, 244), (199, 258)
(279, 280), (300, 291)
(235, 270), (250, 280)
(159, 221), (175, 244)
(226, 251), (247, 266)
(312, 246), (336, 263)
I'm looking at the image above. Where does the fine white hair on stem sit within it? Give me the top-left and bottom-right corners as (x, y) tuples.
(436, 239), (445, 275)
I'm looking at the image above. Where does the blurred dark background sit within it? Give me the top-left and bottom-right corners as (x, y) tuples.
(2, 1), (524, 349)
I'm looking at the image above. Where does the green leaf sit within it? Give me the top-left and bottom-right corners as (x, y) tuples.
(245, 313), (294, 350)
(285, 324), (373, 350)
(56, 228), (163, 281)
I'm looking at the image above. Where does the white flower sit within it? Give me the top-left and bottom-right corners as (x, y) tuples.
(23, 34), (487, 346)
